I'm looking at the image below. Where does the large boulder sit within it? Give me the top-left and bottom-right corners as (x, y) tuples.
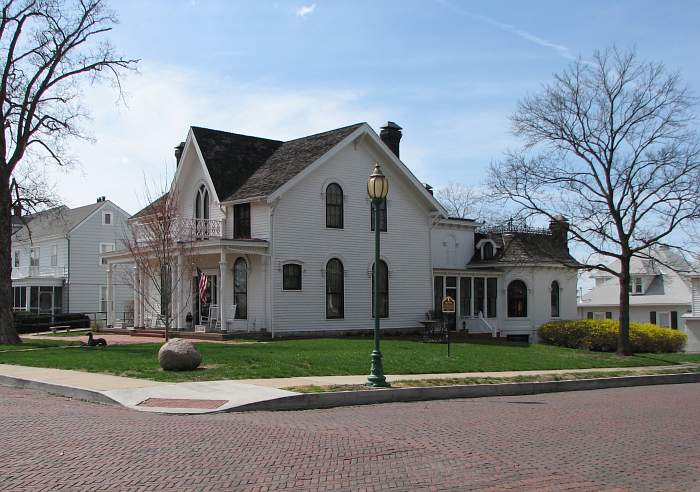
(158, 338), (202, 371)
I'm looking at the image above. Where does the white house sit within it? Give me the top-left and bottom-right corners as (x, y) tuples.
(11, 198), (131, 321)
(577, 246), (692, 329)
(103, 121), (578, 341)
(681, 274), (700, 352)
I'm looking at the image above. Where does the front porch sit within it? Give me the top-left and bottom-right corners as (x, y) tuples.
(103, 238), (270, 334)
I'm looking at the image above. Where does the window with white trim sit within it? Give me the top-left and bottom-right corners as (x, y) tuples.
(13, 250), (19, 268)
(99, 243), (115, 265)
(29, 247), (40, 267)
(102, 211), (112, 225)
(51, 245), (58, 267)
(282, 263), (302, 291)
(632, 277), (643, 294)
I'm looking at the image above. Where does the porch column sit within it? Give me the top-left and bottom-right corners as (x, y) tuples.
(171, 258), (179, 330)
(133, 265), (140, 328)
(106, 264), (114, 327)
(219, 252), (227, 330)
(176, 254), (185, 330)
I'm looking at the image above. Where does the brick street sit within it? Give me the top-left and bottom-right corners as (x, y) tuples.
(2, 383), (699, 491)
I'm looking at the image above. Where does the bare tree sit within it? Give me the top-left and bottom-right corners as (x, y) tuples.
(0, 0), (138, 344)
(124, 183), (197, 341)
(489, 47), (700, 355)
(435, 182), (509, 224)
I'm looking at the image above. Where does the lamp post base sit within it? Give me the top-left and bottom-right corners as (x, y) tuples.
(367, 349), (390, 387)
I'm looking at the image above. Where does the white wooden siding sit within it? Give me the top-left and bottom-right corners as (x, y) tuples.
(271, 142), (432, 333)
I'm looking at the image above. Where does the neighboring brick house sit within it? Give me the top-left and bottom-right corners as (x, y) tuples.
(577, 246), (692, 329)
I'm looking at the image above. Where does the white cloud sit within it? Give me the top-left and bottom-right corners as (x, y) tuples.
(296, 3), (316, 17)
(48, 63), (385, 214)
(436, 0), (575, 60)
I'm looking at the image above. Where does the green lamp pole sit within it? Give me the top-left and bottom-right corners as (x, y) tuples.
(367, 163), (390, 388)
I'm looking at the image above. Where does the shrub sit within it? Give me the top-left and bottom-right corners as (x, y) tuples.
(538, 319), (686, 353)
(13, 312), (91, 334)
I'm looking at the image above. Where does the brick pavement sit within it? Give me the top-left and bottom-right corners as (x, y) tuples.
(1, 383), (700, 491)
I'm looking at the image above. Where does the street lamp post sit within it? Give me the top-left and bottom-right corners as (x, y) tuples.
(367, 163), (390, 388)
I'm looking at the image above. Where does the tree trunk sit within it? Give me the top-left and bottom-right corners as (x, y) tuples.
(0, 167), (21, 344)
(617, 256), (632, 356)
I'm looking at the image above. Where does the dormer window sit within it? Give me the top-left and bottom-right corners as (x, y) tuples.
(483, 242), (494, 260)
(632, 276), (643, 294)
(234, 203), (251, 239)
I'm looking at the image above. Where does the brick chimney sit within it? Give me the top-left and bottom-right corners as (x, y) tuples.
(380, 122), (402, 158)
(175, 142), (185, 166)
(549, 214), (570, 252)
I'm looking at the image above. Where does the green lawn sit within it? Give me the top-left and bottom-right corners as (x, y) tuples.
(0, 339), (81, 351)
(0, 337), (698, 382)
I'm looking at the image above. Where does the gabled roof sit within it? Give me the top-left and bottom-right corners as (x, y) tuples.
(579, 247), (693, 307)
(190, 123), (364, 203)
(131, 193), (169, 220)
(12, 202), (105, 241)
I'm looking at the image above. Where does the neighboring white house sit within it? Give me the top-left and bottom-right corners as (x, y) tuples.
(11, 198), (132, 321)
(103, 121), (579, 341)
(681, 274), (700, 352)
(577, 246), (692, 330)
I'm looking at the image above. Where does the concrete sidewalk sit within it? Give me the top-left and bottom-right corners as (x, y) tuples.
(2, 362), (699, 414)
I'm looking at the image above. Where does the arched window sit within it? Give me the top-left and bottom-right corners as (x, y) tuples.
(233, 258), (247, 319)
(326, 183), (344, 228)
(194, 185), (209, 220)
(326, 258), (344, 318)
(550, 281), (560, 318)
(372, 260), (389, 318)
(507, 280), (528, 318)
(482, 242), (494, 260)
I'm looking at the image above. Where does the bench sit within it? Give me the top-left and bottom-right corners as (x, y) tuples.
(50, 325), (71, 334)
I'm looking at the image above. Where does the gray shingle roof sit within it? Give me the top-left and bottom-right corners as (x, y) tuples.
(12, 203), (103, 241)
(468, 231), (580, 268)
(191, 123), (364, 203)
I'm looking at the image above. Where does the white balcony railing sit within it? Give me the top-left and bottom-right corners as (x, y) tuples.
(133, 217), (224, 243)
(11, 265), (68, 280)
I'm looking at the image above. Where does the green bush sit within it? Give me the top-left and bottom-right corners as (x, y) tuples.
(538, 319), (686, 353)
(13, 312), (91, 334)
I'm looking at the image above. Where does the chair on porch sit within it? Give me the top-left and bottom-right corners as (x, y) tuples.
(224, 304), (237, 332)
(203, 304), (220, 331)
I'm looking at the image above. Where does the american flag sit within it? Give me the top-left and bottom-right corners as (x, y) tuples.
(197, 269), (208, 304)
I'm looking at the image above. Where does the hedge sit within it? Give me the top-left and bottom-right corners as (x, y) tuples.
(538, 319), (686, 353)
(13, 312), (91, 334)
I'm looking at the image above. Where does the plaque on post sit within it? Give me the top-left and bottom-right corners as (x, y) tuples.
(441, 296), (456, 313)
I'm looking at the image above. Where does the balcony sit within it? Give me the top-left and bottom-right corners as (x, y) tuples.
(133, 217), (224, 243)
(11, 265), (68, 280)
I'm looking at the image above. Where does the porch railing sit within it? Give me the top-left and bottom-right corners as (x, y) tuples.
(132, 217), (224, 243)
(11, 266), (68, 280)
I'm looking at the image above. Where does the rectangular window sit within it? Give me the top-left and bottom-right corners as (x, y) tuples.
(370, 200), (387, 232)
(486, 278), (497, 318)
(633, 277), (643, 294)
(474, 277), (485, 317)
(433, 276), (443, 314)
(605, 312), (613, 319)
(102, 212), (112, 225)
(587, 312), (593, 319)
(650, 311), (657, 325)
(13, 250), (19, 268)
(29, 247), (40, 267)
(51, 245), (58, 267)
(99, 243), (115, 265)
(658, 311), (671, 328)
(13, 287), (27, 310)
(459, 277), (471, 317)
(99, 286), (108, 313)
(30, 286), (38, 313)
(234, 203), (251, 239)
(593, 312), (605, 320)
(671, 311), (678, 329)
(282, 264), (302, 291)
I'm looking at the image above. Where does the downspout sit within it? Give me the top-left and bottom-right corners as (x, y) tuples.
(66, 234), (70, 313)
(269, 198), (279, 338)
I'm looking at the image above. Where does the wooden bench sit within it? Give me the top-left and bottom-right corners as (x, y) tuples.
(49, 325), (71, 334)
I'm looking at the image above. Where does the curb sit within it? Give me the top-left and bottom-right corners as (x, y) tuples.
(0, 374), (119, 406)
(227, 372), (700, 412)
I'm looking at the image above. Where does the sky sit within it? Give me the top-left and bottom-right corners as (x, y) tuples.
(44, 0), (700, 215)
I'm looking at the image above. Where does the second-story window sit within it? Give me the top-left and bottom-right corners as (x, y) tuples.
(30, 247), (40, 267)
(325, 183), (343, 228)
(633, 277), (643, 294)
(234, 203), (251, 239)
(194, 185), (210, 220)
(13, 250), (19, 268)
(482, 242), (494, 260)
(100, 243), (115, 265)
(370, 200), (387, 232)
(51, 245), (58, 267)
